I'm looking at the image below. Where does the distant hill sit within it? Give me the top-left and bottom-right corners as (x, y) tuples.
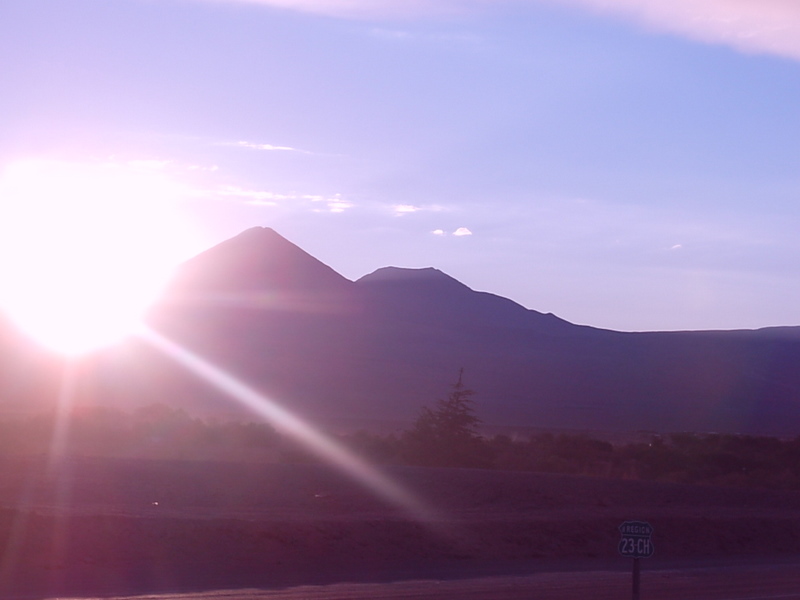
(2, 227), (800, 436)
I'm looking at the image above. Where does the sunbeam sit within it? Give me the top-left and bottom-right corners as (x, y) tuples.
(46, 364), (78, 575)
(138, 326), (439, 523)
(0, 363), (79, 590)
(48, 364), (78, 470)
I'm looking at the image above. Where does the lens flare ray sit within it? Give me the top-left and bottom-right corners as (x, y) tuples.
(138, 326), (439, 522)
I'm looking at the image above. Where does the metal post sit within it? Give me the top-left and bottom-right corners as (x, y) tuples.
(632, 557), (641, 600)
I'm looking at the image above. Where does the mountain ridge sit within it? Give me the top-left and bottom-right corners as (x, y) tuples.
(2, 227), (800, 435)
(145, 229), (800, 434)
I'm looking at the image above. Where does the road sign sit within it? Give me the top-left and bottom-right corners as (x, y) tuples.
(618, 520), (654, 559)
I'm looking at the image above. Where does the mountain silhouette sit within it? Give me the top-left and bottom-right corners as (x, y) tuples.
(167, 226), (353, 295)
(2, 227), (800, 435)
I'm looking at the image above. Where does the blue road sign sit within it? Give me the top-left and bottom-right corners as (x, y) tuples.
(618, 520), (654, 559)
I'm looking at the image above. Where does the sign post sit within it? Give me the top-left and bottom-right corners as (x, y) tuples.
(618, 521), (654, 600)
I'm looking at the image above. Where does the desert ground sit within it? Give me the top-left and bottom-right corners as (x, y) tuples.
(0, 456), (799, 598)
(92, 563), (800, 600)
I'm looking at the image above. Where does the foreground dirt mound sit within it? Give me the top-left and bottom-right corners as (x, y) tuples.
(0, 456), (798, 597)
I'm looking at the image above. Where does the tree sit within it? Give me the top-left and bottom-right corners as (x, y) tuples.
(402, 368), (487, 467)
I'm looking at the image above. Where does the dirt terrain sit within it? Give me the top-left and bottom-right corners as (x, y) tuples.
(0, 456), (799, 598)
(97, 563), (800, 600)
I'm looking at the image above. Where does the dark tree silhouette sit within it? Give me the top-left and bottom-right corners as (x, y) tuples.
(402, 368), (487, 467)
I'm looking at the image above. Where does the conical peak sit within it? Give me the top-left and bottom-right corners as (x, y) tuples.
(220, 226), (293, 254)
(169, 227), (352, 294)
(233, 226), (282, 243)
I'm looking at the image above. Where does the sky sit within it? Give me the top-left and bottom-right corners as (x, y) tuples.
(1, 0), (800, 333)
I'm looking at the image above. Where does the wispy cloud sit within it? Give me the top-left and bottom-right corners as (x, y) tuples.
(204, 0), (800, 61)
(369, 27), (482, 44)
(207, 185), (352, 212)
(321, 194), (355, 213)
(392, 203), (446, 216)
(227, 140), (311, 153)
(215, 185), (286, 205)
(212, 0), (466, 19)
(552, 0), (800, 61)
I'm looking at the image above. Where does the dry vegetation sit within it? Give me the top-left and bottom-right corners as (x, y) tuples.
(0, 404), (799, 597)
(5, 402), (799, 490)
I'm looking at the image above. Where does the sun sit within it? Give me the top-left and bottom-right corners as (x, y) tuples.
(0, 159), (196, 356)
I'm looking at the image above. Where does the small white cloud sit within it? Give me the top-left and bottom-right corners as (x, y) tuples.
(392, 203), (447, 216)
(670, 243), (683, 250)
(393, 204), (421, 215)
(317, 193), (353, 212)
(453, 227), (473, 236)
(327, 199), (354, 213)
(230, 140), (311, 154)
(432, 229), (446, 236)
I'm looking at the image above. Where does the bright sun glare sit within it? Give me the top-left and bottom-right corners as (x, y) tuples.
(0, 159), (195, 356)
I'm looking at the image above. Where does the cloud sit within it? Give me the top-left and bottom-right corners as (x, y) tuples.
(211, 0), (466, 19)
(369, 27), (482, 44)
(430, 226), (473, 236)
(551, 0), (800, 61)
(393, 204), (422, 214)
(210, 185), (352, 212)
(392, 203), (447, 216)
(324, 197), (355, 213)
(215, 185), (287, 205)
(229, 140), (311, 153)
(205, 0), (800, 61)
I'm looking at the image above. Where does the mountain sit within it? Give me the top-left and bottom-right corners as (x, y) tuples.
(166, 226), (353, 296)
(3, 227), (800, 435)
(145, 228), (800, 435)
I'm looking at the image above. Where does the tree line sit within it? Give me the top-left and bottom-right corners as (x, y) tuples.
(337, 371), (800, 490)
(0, 403), (279, 461)
(2, 372), (800, 489)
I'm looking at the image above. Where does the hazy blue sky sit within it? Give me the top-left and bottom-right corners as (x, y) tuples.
(2, 0), (800, 332)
